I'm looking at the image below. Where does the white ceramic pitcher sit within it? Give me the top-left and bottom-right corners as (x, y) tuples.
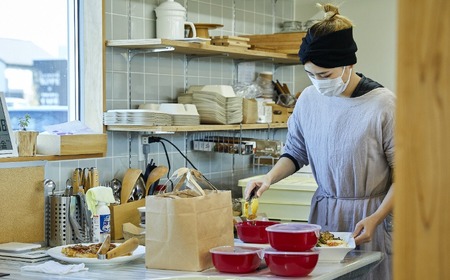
(155, 0), (196, 39)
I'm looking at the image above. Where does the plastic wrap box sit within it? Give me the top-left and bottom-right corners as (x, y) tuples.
(36, 133), (107, 156)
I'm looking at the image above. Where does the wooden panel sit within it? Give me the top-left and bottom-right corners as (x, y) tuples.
(394, 0), (450, 279)
(0, 165), (45, 243)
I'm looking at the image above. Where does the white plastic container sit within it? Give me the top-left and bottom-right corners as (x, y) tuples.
(238, 173), (318, 221)
(92, 201), (111, 243)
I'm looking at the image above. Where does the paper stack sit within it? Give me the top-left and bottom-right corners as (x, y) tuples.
(188, 85), (243, 125)
(138, 103), (200, 126)
(103, 109), (172, 126)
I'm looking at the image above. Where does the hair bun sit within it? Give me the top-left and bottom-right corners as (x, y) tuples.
(324, 10), (338, 20)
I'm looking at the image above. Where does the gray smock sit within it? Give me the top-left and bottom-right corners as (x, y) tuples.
(282, 84), (395, 280)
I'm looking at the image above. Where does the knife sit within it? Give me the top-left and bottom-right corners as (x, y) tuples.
(105, 237), (139, 259)
(96, 234), (111, 260)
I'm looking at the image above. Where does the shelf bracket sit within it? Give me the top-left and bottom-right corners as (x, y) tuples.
(186, 53), (230, 63)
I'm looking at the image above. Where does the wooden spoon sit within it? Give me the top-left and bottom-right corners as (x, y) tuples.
(145, 165), (169, 195)
(120, 169), (142, 204)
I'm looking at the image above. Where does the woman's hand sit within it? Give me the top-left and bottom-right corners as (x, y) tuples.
(352, 215), (379, 245)
(244, 176), (271, 200)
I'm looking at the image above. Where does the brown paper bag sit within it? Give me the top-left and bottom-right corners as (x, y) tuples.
(145, 168), (234, 271)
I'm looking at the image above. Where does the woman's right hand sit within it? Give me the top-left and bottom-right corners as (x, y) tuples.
(244, 176), (271, 200)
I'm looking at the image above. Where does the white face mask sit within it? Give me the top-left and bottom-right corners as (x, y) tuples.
(309, 67), (352, 97)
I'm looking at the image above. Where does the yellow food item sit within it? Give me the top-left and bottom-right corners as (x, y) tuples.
(250, 198), (259, 217)
(243, 198), (259, 220)
(326, 239), (345, 246)
(243, 201), (249, 217)
(61, 243), (117, 258)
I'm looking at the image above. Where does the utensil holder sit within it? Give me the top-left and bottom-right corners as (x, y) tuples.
(48, 194), (90, 246)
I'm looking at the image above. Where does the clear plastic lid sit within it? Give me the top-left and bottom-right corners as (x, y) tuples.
(263, 247), (319, 256)
(210, 246), (263, 256)
(265, 223), (321, 233)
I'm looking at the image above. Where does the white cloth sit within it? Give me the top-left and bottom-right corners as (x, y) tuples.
(86, 186), (116, 215)
(21, 260), (88, 275)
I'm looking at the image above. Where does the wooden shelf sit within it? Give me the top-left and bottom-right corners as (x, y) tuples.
(106, 39), (300, 65)
(0, 153), (106, 163)
(106, 123), (287, 133)
(105, 38), (294, 134)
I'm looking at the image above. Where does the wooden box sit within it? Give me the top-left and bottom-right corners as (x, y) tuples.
(267, 104), (294, 123)
(239, 32), (307, 54)
(109, 199), (145, 240)
(242, 98), (258, 124)
(36, 133), (107, 155)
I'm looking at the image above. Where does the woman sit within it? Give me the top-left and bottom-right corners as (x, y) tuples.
(245, 4), (394, 280)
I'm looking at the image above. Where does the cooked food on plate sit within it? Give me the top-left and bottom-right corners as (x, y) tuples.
(61, 243), (117, 258)
(316, 231), (347, 247)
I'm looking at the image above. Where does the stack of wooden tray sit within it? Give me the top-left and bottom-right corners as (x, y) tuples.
(210, 36), (251, 50)
(239, 32), (307, 54)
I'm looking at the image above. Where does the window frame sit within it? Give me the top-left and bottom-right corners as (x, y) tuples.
(80, 0), (105, 133)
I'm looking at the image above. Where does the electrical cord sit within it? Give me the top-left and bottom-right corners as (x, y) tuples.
(147, 136), (212, 185)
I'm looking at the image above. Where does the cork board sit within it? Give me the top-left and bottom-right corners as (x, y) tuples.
(0, 165), (45, 243)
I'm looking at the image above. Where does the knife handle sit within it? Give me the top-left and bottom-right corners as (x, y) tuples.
(106, 237), (139, 259)
(72, 168), (82, 190)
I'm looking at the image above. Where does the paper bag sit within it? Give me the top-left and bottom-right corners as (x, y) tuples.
(145, 168), (234, 271)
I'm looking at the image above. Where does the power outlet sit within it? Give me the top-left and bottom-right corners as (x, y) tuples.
(142, 135), (150, 145)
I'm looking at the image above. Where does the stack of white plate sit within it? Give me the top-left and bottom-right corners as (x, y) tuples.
(189, 85), (243, 124)
(103, 109), (172, 126)
(138, 103), (200, 126)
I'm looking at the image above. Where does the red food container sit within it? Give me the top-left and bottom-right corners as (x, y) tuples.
(265, 223), (321, 251)
(264, 247), (319, 277)
(235, 220), (280, 244)
(209, 246), (263, 273)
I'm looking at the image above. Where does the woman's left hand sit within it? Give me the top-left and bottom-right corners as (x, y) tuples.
(352, 215), (379, 245)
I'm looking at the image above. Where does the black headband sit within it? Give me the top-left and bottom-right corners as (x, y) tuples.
(298, 27), (358, 68)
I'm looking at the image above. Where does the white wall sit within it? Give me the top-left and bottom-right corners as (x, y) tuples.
(294, 0), (398, 92)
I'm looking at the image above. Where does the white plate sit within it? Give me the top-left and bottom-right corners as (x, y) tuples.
(316, 232), (356, 262)
(47, 243), (145, 266)
(0, 242), (41, 252)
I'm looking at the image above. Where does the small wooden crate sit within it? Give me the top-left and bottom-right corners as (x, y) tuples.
(267, 104), (294, 123)
(36, 133), (107, 155)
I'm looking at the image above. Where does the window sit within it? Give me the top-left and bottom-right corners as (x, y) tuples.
(0, 0), (103, 134)
(0, 0), (78, 132)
